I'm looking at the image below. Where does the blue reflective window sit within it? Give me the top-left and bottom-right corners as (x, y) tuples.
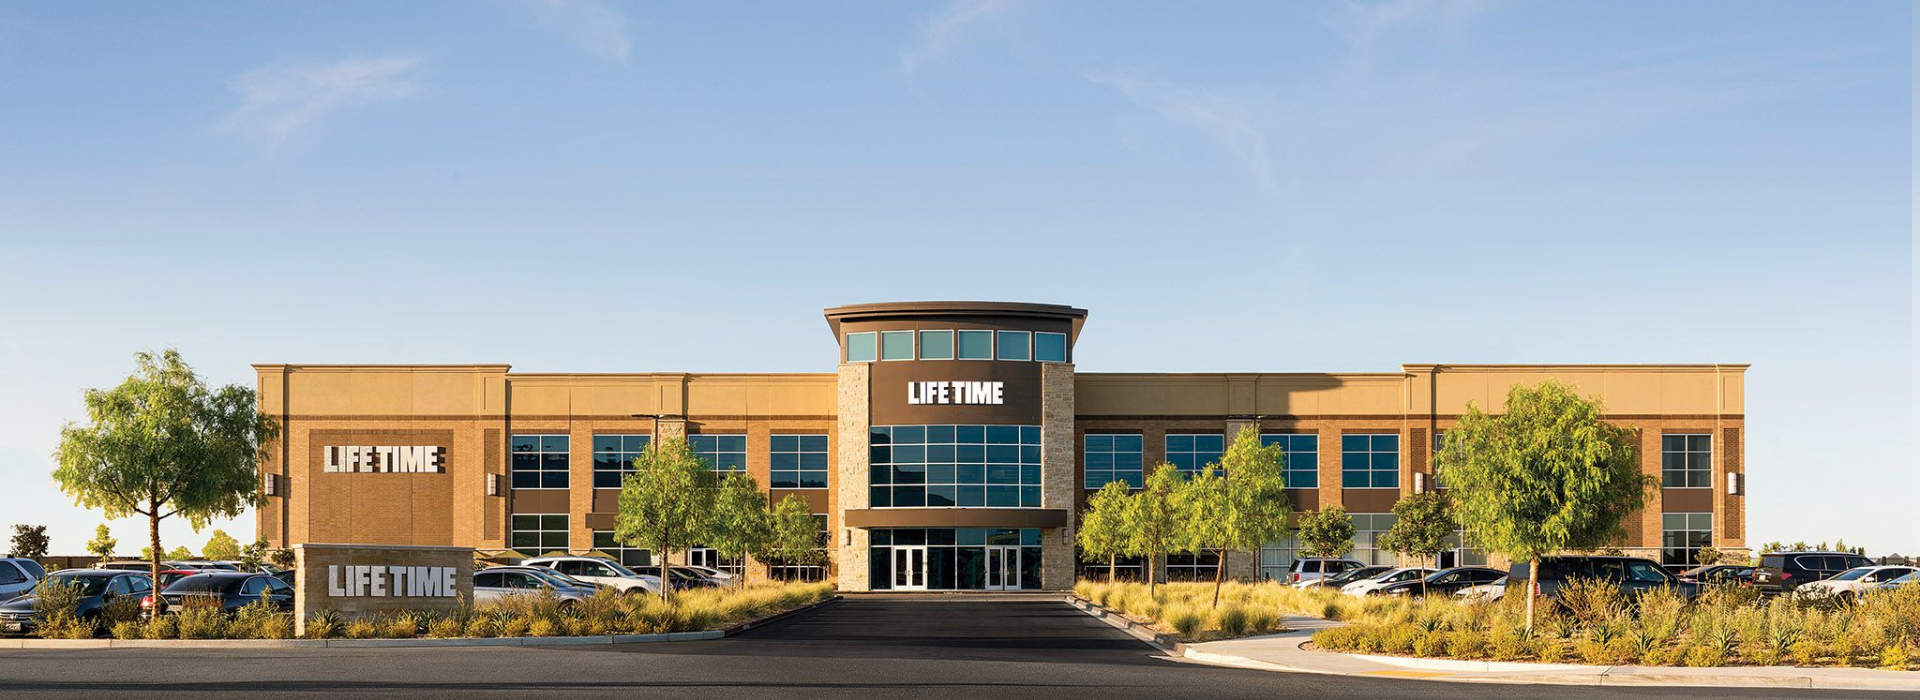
(1165, 434), (1225, 475)
(1259, 434), (1318, 489)
(1341, 433), (1399, 488)
(880, 331), (914, 361)
(846, 332), (876, 362)
(771, 434), (830, 489)
(1034, 332), (1067, 362)
(592, 434), (651, 488)
(510, 435), (569, 490)
(1661, 433), (1712, 488)
(690, 434), (748, 475)
(919, 331), (954, 360)
(956, 330), (994, 359)
(870, 425), (1042, 508)
(996, 331), (1031, 361)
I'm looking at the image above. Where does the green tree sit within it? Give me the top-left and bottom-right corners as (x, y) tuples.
(1126, 464), (1187, 595)
(1207, 427), (1293, 606)
(707, 473), (773, 584)
(1077, 481), (1134, 582)
(85, 524), (117, 560)
(1172, 464), (1226, 596)
(9, 525), (50, 560)
(1693, 545), (1724, 566)
(1376, 492), (1455, 596)
(168, 545), (193, 560)
(1435, 379), (1653, 630)
(202, 529), (243, 561)
(766, 494), (824, 577)
(1297, 505), (1356, 563)
(52, 349), (279, 590)
(615, 437), (718, 599)
(238, 538), (272, 571)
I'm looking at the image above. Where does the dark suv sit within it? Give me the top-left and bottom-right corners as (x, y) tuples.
(1509, 555), (1701, 602)
(1753, 551), (1874, 594)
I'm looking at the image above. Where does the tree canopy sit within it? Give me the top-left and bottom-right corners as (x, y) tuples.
(1076, 481), (1133, 582)
(1296, 505), (1355, 560)
(1376, 492), (1456, 592)
(1126, 464), (1186, 594)
(9, 525), (49, 560)
(614, 436), (719, 598)
(85, 524), (117, 560)
(766, 494), (824, 573)
(707, 473), (774, 583)
(202, 529), (243, 561)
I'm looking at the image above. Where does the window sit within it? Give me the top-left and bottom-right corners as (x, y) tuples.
(689, 434), (748, 474)
(1662, 512), (1712, 566)
(1259, 531), (1299, 581)
(996, 331), (1031, 361)
(1165, 434), (1225, 474)
(1351, 513), (1397, 565)
(510, 435), (570, 490)
(1431, 430), (1448, 489)
(592, 531), (652, 569)
(1034, 332), (1067, 362)
(1166, 552), (1221, 582)
(770, 434), (830, 489)
(1075, 552), (1147, 582)
(919, 330), (954, 360)
(1662, 434), (1712, 488)
(1083, 433), (1145, 488)
(880, 331), (914, 361)
(769, 514), (829, 582)
(1260, 434), (1319, 488)
(1341, 434), (1399, 488)
(868, 528), (1043, 591)
(956, 330), (994, 359)
(591, 434), (651, 488)
(687, 547), (744, 576)
(0, 563), (24, 585)
(870, 425), (1042, 508)
(846, 332), (876, 362)
(511, 514), (569, 554)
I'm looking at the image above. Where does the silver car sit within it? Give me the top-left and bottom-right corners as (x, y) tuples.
(0, 558), (45, 601)
(523, 556), (663, 594)
(471, 566), (597, 606)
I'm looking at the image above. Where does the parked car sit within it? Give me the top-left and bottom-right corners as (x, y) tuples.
(1341, 567), (1435, 597)
(677, 564), (736, 586)
(471, 566), (597, 606)
(1796, 566), (1919, 603)
(95, 560), (212, 572)
(1677, 564), (1754, 586)
(153, 569), (202, 590)
(523, 556), (664, 594)
(169, 560), (241, 572)
(668, 567), (724, 589)
(1301, 565), (1391, 591)
(157, 572), (294, 614)
(270, 569), (298, 587)
(1510, 555), (1701, 602)
(1378, 567), (1505, 597)
(1285, 558), (1366, 587)
(0, 557), (47, 601)
(1660, 564), (1694, 580)
(1753, 551), (1875, 594)
(1871, 571), (1920, 595)
(1457, 575), (1508, 602)
(0, 570), (152, 636)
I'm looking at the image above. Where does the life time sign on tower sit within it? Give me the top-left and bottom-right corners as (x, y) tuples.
(323, 445), (444, 473)
(906, 381), (1005, 405)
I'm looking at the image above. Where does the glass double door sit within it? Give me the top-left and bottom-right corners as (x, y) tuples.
(984, 545), (1021, 591)
(892, 545), (1021, 590)
(893, 546), (928, 590)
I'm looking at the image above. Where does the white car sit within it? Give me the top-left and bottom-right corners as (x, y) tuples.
(1799, 565), (1918, 602)
(678, 564), (736, 586)
(523, 556), (663, 594)
(1341, 567), (1435, 597)
(1456, 575), (1508, 602)
(1285, 558), (1366, 588)
(472, 566), (597, 605)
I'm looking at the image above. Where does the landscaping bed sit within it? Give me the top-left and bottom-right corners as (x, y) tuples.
(1072, 581), (1309, 642)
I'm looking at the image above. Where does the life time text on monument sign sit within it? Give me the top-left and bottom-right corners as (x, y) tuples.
(293, 544), (474, 635)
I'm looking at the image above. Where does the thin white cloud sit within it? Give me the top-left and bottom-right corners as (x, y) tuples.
(1341, 0), (1490, 69)
(899, 0), (1022, 75)
(519, 0), (632, 64)
(220, 55), (424, 149)
(1089, 70), (1285, 202)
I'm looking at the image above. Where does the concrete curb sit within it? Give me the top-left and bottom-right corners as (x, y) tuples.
(1063, 595), (1920, 692)
(0, 595), (840, 651)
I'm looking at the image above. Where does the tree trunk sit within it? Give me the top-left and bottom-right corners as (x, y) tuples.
(1107, 553), (1116, 583)
(147, 501), (163, 616)
(1147, 551), (1158, 596)
(1524, 558), (1537, 631)
(660, 549), (673, 601)
(1212, 549), (1225, 608)
(1421, 554), (1429, 598)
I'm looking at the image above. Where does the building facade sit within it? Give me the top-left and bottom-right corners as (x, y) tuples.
(255, 301), (1749, 591)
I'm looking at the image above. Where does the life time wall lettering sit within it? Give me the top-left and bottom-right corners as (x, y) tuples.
(327, 564), (458, 597)
(906, 381), (1005, 405)
(322, 445), (444, 473)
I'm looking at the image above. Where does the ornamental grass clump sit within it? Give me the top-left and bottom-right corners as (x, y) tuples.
(1164, 605), (1206, 638)
(1214, 604), (1250, 637)
(304, 610), (342, 639)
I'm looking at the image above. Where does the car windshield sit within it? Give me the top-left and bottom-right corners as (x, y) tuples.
(166, 576), (244, 594)
(526, 569), (587, 588)
(45, 574), (112, 596)
(1889, 572), (1919, 584)
(1831, 568), (1873, 581)
(1330, 567), (1385, 583)
(598, 560), (639, 577)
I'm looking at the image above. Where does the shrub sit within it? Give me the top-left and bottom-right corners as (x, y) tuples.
(256, 614), (294, 640)
(1789, 640), (1825, 666)
(1412, 631), (1448, 657)
(1536, 638), (1568, 663)
(1311, 626), (1356, 651)
(1165, 605), (1205, 638)
(177, 608), (225, 640)
(99, 595), (143, 626)
(1444, 630), (1485, 659)
(429, 617), (465, 638)
(379, 615), (418, 639)
(528, 618), (559, 637)
(1214, 605), (1250, 637)
(304, 610), (342, 639)
(1558, 578), (1625, 625)
(144, 614), (178, 640)
(1636, 586), (1685, 641)
(1382, 626), (1419, 655)
(1244, 607), (1279, 634)
(1880, 645), (1912, 671)
(499, 615), (532, 638)
(1321, 601), (1342, 621)
(110, 620), (144, 640)
(1683, 644), (1727, 667)
(1488, 627), (1531, 661)
(344, 620), (378, 639)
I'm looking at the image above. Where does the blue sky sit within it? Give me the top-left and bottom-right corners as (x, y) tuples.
(0, 1), (1911, 557)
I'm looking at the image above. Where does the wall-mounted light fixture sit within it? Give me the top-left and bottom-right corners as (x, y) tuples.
(1727, 473), (1743, 496)
(1412, 472), (1427, 495)
(486, 473), (502, 497)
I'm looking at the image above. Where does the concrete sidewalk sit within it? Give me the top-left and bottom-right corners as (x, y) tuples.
(1067, 597), (1920, 693)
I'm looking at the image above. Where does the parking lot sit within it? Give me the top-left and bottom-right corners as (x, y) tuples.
(0, 595), (1906, 699)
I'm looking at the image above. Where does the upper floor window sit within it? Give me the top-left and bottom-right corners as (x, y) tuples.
(591, 434), (651, 488)
(1165, 433), (1225, 474)
(870, 425), (1042, 508)
(689, 434), (748, 475)
(996, 331), (1031, 361)
(1260, 434), (1318, 489)
(846, 332), (877, 362)
(1662, 434), (1711, 488)
(919, 330), (954, 360)
(1083, 433), (1144, 488)
(771, 434), (830, 489)
(510, 513), (569, 553)
(1341, 433), (1399, 488)
(1034, 332), (1068, 362)
(956, 330), (994, 359)
(510, 434), (569, 489)
(880, 331), (914, 361)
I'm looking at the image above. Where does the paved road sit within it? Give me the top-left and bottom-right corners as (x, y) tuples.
(0, 596), (1902, 699)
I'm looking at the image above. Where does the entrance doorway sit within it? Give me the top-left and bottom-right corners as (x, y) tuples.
(892, 546), (928, 590)
(985, 546), (1021, 590)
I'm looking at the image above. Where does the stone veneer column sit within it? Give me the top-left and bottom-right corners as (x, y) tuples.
(1040, 362), (1076, 590)
(834, 363), (871, 591)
